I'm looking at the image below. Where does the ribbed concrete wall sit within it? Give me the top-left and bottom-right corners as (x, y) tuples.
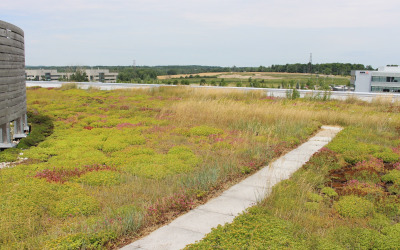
(0, 20), (27, 147)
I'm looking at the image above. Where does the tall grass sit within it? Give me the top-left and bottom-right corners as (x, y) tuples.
(162, 87), (397, 133)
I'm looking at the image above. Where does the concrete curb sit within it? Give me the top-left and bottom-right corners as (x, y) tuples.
(121, 125), (343, 250)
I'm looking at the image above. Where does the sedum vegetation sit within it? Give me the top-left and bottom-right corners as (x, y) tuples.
(1, 86), (319, 249)
(2, 86), (400, 249)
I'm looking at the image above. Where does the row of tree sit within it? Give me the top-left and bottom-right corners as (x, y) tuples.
(117, 68), (158, 82)
(26, 63), (375, 82)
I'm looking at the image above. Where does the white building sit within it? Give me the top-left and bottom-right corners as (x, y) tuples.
(352, 65), (400, 93)
(85, 69), (118, 83)
(26, 69), (66, 81)
(25, 69), (118, 83)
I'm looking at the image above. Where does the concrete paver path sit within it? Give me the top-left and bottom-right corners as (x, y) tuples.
(121, 126), (343, 250)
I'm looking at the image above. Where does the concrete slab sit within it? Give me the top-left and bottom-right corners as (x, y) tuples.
(239, 173), (280, 188)
(197, 195), (255, 216)
(296, 143), (328, 152)
(121, 226), (204, 250)
(258, 166), (293, 180)
(309, 136), (332, 142)
(281, 151), (313, 161)
(271, 158), (305, 170)
(221, 183), (270, 202)
(168, 209), (235, 235)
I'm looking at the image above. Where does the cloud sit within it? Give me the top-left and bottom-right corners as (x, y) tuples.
(3, 0), (400, 29)
(181, 0), (400, 28)
(2, 0), (400, 66)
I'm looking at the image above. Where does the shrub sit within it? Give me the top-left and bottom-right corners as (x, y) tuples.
(373, 150), (399, 163)
(17, 112), (54, 149)
(286, 88), (300, 100)
(376, 195), (400, 218)
(0, 148), (21, 162)
(186, 207), (306, 249)
(0, 178), (59, 241)
(368, 213), (391, 230)
(46, 231), (117, 249)
(334, 195), (374, 218)
(327, 128), (381, 164)
(307, 192), (323, 202)
(324, 226), (384, 249)
(382, 170), (400, 194)
(378, 223), (400, 248)
(381, 169), (400, 184)
(321, 187), (338, 198)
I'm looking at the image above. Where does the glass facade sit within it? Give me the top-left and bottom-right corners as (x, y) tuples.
(371, 86), (400, 92)
(371, 76), (400, 82)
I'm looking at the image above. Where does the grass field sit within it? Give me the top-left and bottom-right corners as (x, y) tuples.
(1, 86), (399, 249)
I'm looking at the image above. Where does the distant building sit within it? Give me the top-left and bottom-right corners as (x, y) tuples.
(26, 69), (66, 81)
(85, 69), (118, 83)
(352, 65), (400, 93)
(25, 69), (118, 83)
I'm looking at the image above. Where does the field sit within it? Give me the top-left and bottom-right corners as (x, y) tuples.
(1, 86), (400, 249)
(156, 72), (350, 89)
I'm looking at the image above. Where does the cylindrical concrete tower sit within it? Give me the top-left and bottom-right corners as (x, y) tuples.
(0, 20), (28, 148)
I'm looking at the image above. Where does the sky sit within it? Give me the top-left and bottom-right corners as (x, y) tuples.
(1, 0), (400, 68)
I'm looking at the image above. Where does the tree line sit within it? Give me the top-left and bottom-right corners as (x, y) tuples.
(26, 63), (374, 83)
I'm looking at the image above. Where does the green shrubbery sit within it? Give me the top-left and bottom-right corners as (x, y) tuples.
(327, 127), (398, 164)
(382, 170), (400, 194)
(76, 170), (122, 186)
(334, 195), (375, 218)
(186, 207), (306, 249)
(321, 186), (338, 198)
(17, 111), (54, 149)
(46, 231), (117, 249)
(52, 193), (99, 218)
(0, 112), (53, 163)
(0, 148), (21, 162)
(121, 146), (199, 179)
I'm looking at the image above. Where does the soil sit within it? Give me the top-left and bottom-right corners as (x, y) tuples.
(157, 72), (229, 80)
(326, 162), (397, 196)
(217, 74), (281, 80)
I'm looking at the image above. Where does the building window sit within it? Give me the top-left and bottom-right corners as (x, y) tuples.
(372, 76), (400, 83)
(371, 86), (400, 92)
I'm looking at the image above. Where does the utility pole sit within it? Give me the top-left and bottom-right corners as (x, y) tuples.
(308, 53), (312, 74)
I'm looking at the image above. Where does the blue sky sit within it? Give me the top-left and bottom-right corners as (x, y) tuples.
(1, 0), (400, 67)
